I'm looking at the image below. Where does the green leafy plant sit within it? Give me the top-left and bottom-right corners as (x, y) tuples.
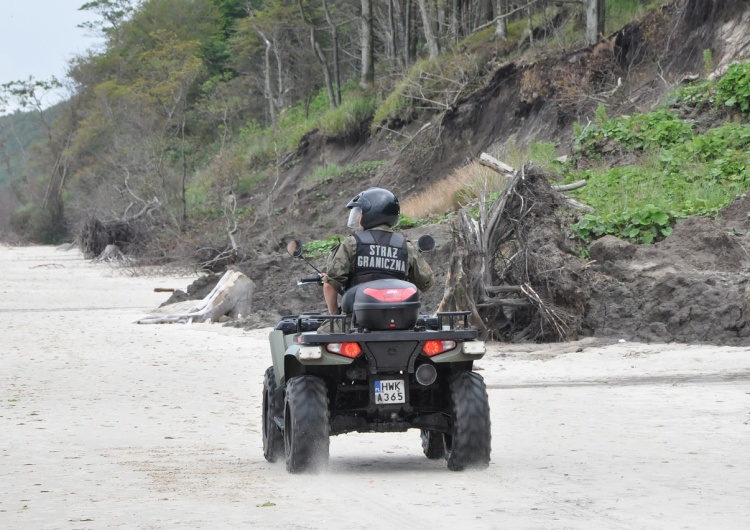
(716, 62), (750, 116)
(303, 236), (342, 259)
(397, 213), (429, 229)
(669, 80), (715, 112)
(573, 205), (677, 244)
(575, 109), (693, 156)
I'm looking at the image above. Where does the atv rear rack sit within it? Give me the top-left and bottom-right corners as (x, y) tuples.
(280, 310), (479, 344)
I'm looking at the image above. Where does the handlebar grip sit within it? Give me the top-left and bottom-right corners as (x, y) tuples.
(298, 275), (323, 285)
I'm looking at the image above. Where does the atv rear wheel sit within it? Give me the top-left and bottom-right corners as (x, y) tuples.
(421, 429), (445, 459)
(262, 366), (284, 462)
(445, 371), (491, 471)
(284, 375), (330, 473)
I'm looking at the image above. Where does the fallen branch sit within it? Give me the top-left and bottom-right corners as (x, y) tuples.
(478, 153), (515, 175)
(563, 197), (595, 212)
(552, 180), (587, 192)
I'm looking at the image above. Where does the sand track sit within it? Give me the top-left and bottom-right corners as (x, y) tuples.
(2, 246), (749, 529)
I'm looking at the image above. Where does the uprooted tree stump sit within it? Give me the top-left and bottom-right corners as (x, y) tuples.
(79, 217), (135, 259)
(438, 156), (592, 342)
(137, 270), (255, 324)
(79, 198), (160, 259)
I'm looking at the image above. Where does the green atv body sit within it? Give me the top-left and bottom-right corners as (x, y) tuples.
(262, 306), (492, 473)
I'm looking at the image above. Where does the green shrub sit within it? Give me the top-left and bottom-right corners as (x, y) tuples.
(716, 62), (750, 116)
(10, 202), (66, 244)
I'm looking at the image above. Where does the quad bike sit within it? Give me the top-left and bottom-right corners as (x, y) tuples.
(262, 236), (491, 473)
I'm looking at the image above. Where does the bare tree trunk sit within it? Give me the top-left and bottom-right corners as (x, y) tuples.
(360, 0), (375, 88)
(180, 110), (187, 226)
(404, 0), (415, 66)
(475, 0), (494, 29)
(388, 0), (398, 68)
(262, 35), (276, 129)
(417, 0), (440, 60)
(298, 0), (337, 108)
(585, 0), (606, 45)
(451, 0), (460, 43)
(322, 0), (341, 106)
(494, 0), (507, 39)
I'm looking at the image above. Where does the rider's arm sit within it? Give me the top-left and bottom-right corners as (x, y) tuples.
(407, 242), (435, 292)
(324, 236), (355, 293)
(323, 282), (340, 315)
(322, 236), (355, 314)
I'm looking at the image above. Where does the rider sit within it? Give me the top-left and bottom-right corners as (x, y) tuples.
(323, 187), (435, 316)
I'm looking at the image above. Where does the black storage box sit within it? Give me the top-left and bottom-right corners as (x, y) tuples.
(352, 279), (421, 331)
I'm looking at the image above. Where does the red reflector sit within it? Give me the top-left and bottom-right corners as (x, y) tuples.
(326, 342), (362, 358)
(423, 340), (444, 356)
(423, 340), (456, 357)
(340, 342), (362, 357)
(362, 286), (417, 302)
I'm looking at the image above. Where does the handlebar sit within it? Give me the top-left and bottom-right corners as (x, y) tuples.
(297, 274), (323, 286)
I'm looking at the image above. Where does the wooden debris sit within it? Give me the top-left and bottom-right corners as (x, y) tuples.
(137, 270), (255, 324)
(437, 154), (592, 342)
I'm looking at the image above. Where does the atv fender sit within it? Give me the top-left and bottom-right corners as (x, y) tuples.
(269, 329), (354, 387)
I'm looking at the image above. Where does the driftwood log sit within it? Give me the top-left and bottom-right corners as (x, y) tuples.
(438, 154), (592, 342)
(137, 270), (255, 324)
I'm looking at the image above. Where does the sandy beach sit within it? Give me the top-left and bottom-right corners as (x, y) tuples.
(1, 245), (749, 529)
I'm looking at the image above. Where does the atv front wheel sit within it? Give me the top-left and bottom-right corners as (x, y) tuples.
(421, 429), (445, 459)
(444, 371), (491, 471)
(262, 366), (284, 462)
(284, 375), (330, 473)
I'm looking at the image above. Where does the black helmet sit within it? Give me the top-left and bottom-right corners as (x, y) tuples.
(346, 187), (400, 229)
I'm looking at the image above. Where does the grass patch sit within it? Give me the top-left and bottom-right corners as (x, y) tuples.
(318, 94), (377, 137)
(306, 161), (385, 185)
(402, 161), (507, 218)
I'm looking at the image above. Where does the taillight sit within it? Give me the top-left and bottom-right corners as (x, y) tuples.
(362, 286), (417, 302)
(326, 342), (362, 358)
(422, 340), (457, 356)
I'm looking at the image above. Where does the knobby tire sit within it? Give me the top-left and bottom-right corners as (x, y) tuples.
(284, 375), (330, 473)
(262, 366), (284, 462)
(445, 370), (491, 471)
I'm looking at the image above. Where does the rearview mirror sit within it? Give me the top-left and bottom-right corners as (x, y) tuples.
(286, 239), (303, 257)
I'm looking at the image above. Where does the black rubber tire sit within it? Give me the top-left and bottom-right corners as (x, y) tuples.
(421, 429), (445, 459)
(445, 371), (491, 471)
(262, 366), (284, 462)
(284, 375), (330, 473)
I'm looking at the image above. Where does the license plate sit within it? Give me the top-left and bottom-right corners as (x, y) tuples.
(373, 379), (405, 404)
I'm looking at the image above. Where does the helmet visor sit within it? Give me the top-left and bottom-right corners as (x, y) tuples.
(347, 207), (362, 229)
